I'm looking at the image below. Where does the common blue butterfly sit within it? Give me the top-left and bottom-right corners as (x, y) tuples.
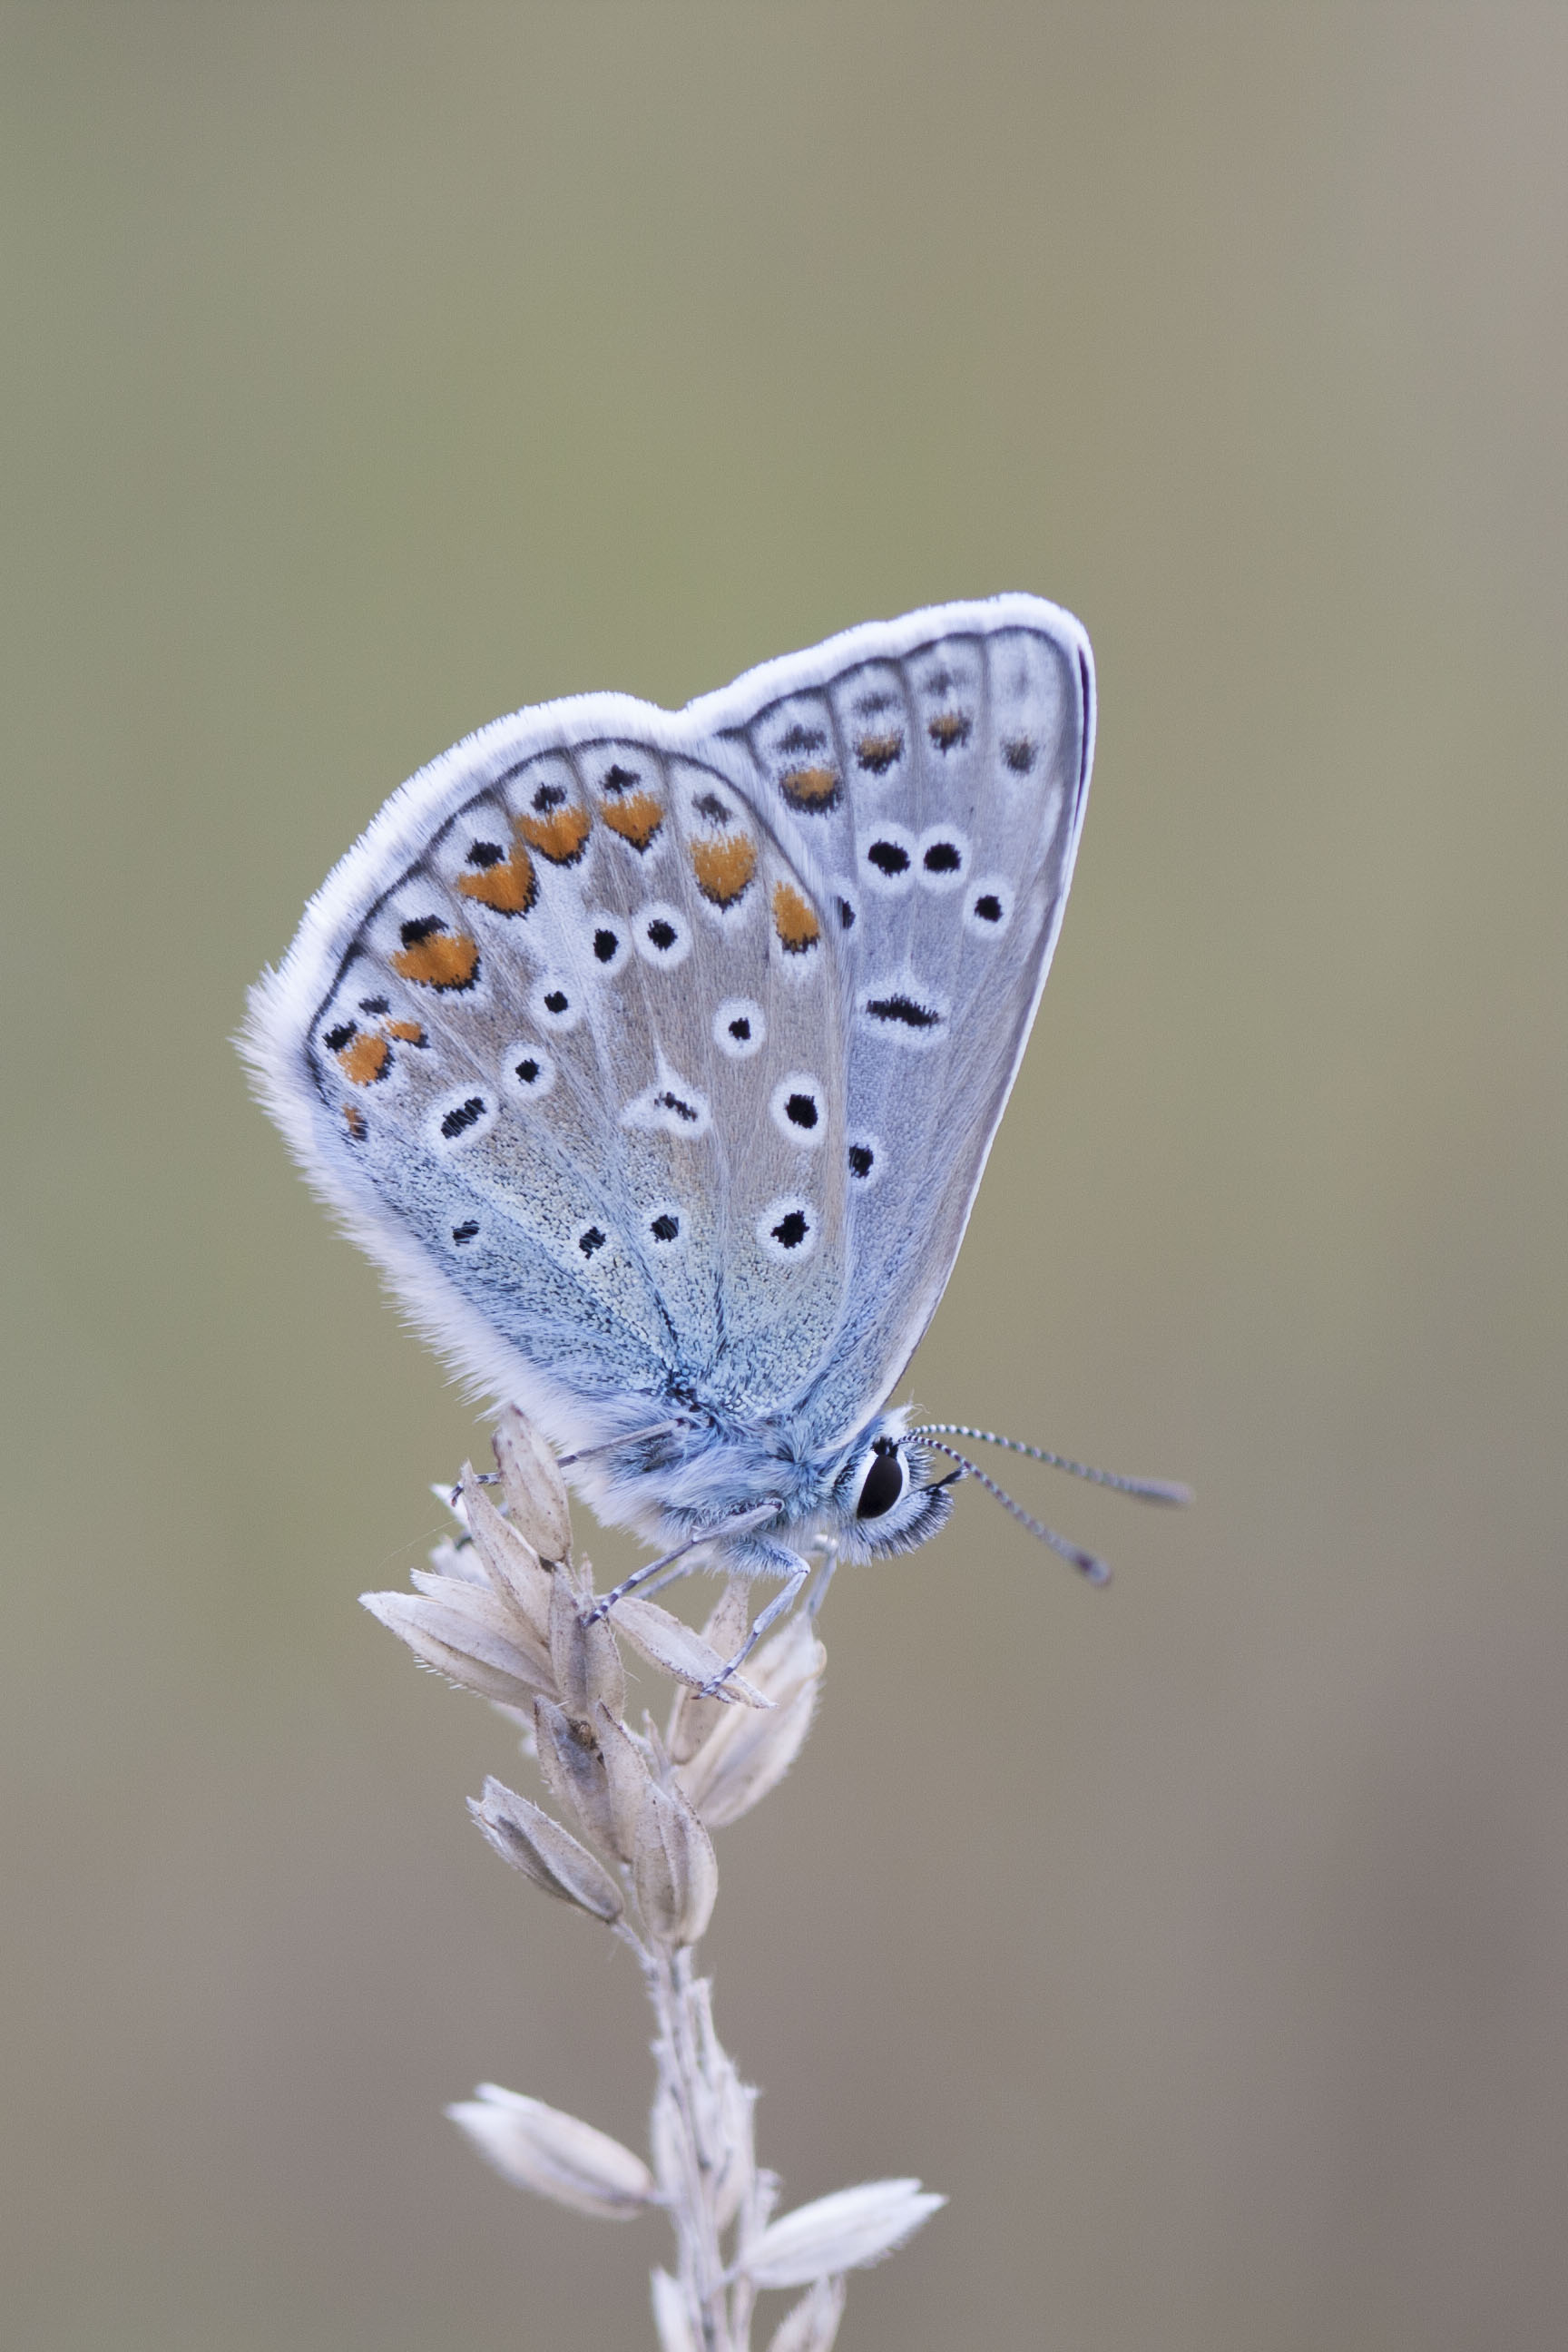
(245, 596), (1181, 1686)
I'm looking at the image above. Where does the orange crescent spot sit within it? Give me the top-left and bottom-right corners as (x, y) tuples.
(771, 879), (821, 954)
(779, 764), (840, 811)
(336, 1032), (390, 1086)
(519, 804), (593, 865)
(691, 833), (757, 906)
(855, 730), (904, 774)
(457, 835), (536, 915)
(602, 789), (664, 850)
(384, 1019), (426, 1044)
(392, 928), (480, 990)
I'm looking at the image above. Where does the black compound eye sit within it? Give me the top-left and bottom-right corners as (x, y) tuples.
(855, 1439), (906, 1521)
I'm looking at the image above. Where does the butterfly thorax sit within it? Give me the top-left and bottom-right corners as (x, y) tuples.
(574, 1401), (956, 1570)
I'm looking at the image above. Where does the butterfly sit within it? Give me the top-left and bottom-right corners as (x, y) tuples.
(246, 594), (1183, 1688)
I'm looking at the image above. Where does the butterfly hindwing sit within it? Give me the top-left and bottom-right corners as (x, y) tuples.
(246, 597), (1091, 1461)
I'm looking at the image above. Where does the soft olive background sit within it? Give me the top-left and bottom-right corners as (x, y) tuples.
(5, 7), (1566, 2348)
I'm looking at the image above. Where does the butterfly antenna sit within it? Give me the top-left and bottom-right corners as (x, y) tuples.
(917, 1439), (1111, 1586)
(910, 1424), (1191, 1506)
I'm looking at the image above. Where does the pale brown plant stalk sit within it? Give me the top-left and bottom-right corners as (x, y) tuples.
(362, 1406), (942, 2352)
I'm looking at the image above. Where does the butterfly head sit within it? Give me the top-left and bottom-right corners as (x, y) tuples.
(820, 1411), (960, 1562)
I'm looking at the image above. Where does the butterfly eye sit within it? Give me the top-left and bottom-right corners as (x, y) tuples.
(854, 1438), (906, 1521)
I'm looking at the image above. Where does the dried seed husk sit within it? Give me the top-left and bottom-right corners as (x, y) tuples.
(765, 2278), (847, 2352)
(742, 2179), (945, 2289)
(593, 1701), (656, 1865)
(633, 1776), (719, 1947)
(534, 1694), (619, 1857)
(468, 1776), (622, 1921)
(361, 1589), (554, 1709)
(462, 1475), (554, 1641)
(677, 1617), (824, 1828)
(650, 2269), (701, 2352)
(550, 1560), (626, 1722)
(668, 1579), (754, 1761)
(614, 1593), (769, 1706)
(448, 2083), (655, 2218)
(493, 1406), (573, 1563)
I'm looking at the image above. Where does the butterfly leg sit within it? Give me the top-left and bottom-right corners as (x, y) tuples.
(585, 1500), (783, 1625)
(806, 1537), (840, 1618)
(697, 1547), (811, 1697)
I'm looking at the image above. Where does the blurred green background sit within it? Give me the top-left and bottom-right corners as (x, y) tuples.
(5, 6), (1566, 2347)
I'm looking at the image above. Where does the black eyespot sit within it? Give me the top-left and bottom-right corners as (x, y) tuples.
(848, 1142), (874, 1179)
(770, 1208), (808, 1250)
(650, 1211), (680, 1243)
(785, 1092), (818, 1131)
(532, 783), (566, 811)
(399, 915), (442, 946)
(728, 1015), (751, 1043)
(856, 1439), (906, 1521)
(514, 1057), (541, 1085)
(358, 996), (389, 1014)
(451, 1220), (479, 1244)
(923, 839), (961, 874)
(1002, 736), (1036, 775)
(323, 1023), (356, 1052)
(693, 790), (730, 823)
(440, 1095), (486, 1140)
(601, 764), (639, 793)
(837, 897), (856, 929)
(647, 919), (677, 952)
(593, 927), (620, 963)
(867, 839), (909, 877)
(656, 1091), (701, 1124)
(974, 894), (1003, 924)
(578, 1225), (606, 1258)
(779, 723), (825, 752)
(544, 988), (569, 1014)
(867, 994), (942, 1030)
(466, 840), (505, 868)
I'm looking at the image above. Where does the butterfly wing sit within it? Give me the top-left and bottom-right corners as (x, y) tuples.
(245, 596), (1091, 1465)
(698, 597), (1093, 1448)
(244, 695), (856, 1455)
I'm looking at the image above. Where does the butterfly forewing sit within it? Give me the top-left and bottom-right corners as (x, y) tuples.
(720, 619), (1090, 1446)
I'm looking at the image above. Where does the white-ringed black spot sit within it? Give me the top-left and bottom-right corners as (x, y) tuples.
(858, 823), (916, 894)
(867, 995), (941, 1030)
(713, 997), (765, 1059)
(1002, 736), (1036, 775)
(505, 1042), (557, 1102)
(440, 1094), (487, 1140)
(924, 839), (960, 872)
(837, 896), (856, 930)
(578, 1225), (607, 1259)
(962, 875), (1014, 937)
(593, 928), (617, 961)
(633, 902), (691, 967)
(848, 1138), (878, 1183)
(757, 1196), (817, 1261)
(452, 1220), (480, 1245)
(466, 839), (505, 868)
(692, 789), (731, 824)
(650, 1210), (681, 1245)
(770, 1073), (826, 1149)
(530, 973), (583, 1032)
